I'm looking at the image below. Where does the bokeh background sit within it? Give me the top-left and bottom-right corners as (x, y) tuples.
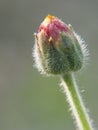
(0, 0), (98, 130)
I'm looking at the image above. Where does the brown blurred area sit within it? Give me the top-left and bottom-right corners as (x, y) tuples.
(0, 0), (98, 130)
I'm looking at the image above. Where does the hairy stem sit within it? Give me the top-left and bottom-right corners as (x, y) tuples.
(61, 73), (93, 130)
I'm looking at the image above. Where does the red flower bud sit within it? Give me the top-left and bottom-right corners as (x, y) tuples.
(33, 15), (88, 75)
(38, 15), (70, 41)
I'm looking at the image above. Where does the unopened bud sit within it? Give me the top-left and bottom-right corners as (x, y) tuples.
(33, 15), (88, 75)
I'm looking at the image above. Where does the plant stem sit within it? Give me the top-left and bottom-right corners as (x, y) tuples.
(61, 72), (93, 130)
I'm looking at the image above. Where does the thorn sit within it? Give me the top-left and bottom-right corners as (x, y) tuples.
(34, 33), (38, 39)
(68, 24), (73, 30)
(49, 37), (53, 43)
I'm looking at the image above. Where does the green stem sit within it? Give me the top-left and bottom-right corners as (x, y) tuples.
(61, 72), (93, 130)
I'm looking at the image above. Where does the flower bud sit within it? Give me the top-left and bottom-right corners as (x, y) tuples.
(33, 15), (87, 75)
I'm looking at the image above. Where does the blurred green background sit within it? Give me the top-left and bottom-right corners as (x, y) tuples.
(0, 0), (98, 130)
